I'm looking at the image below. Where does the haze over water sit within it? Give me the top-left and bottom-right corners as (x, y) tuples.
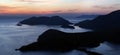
(0, 18), (119, 55)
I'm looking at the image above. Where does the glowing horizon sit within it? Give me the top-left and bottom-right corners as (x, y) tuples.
(0, 0), (120, 15)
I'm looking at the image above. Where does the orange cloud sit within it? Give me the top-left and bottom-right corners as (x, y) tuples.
(0, 5), (54, 14)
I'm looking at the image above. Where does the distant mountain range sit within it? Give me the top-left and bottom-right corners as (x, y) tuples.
(16, 10), (120, 31)
(75, 10), (120, 31)
(76, 15), (99, 19)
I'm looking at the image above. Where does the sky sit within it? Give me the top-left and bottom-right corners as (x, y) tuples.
(0, 0), (120, 15)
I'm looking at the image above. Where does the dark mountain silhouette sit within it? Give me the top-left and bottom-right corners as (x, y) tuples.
(75, 10), (120, 31)
(17, 29), (104, 55)
(76, 15), (98, 19)
(17, 29), (120, 55)
(17, 16), (72, 26)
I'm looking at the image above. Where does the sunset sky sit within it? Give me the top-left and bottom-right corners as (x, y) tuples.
(0, 0), (120, 15)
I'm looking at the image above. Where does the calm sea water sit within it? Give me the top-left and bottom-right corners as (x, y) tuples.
(0, 19), (120, 55)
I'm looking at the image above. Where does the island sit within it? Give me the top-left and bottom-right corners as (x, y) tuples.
(17, 16), (72, 26)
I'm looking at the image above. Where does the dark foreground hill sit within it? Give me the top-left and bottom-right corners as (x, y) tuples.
(17, 29), (120, 55)
(75, 10), (120, 31)
(17, 29), (106, 55)
(17, 16), (72, 26)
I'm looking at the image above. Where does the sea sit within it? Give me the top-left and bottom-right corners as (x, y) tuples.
(0, 18), (120, 55)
